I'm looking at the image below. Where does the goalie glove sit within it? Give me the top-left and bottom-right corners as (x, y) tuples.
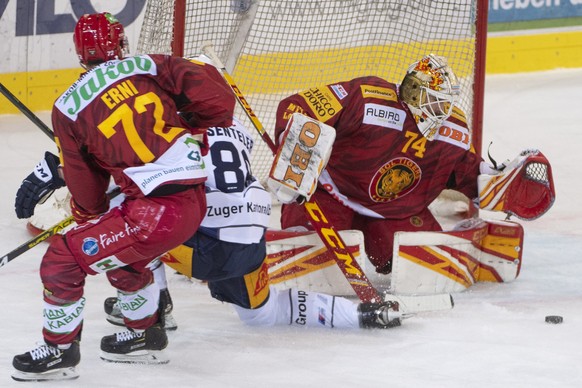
(15, 151), (65, 219)
(267, 113), (336, 204)
(478, 149), (555, 220)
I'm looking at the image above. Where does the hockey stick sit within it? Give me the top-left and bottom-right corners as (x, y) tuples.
(0, 82), (55, 141)
(0, 216), (75, 268)
(201, 43), (383, 303)
(0, 187), (122, 269)
(0, 83), (123, 267)
(198, 46), (277, 154)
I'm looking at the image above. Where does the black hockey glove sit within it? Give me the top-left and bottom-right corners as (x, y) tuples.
(15, 151), (65, 219)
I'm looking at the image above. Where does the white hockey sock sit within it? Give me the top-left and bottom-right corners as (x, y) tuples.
(43, 297), (86, 336)
(150, 258), (168, 290)
(117, 282), (160, 322)
(234, 286), (359, 329)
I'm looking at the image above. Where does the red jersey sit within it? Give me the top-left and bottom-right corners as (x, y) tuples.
(52, 54), (235, 214)
(274, 76), (481, 219)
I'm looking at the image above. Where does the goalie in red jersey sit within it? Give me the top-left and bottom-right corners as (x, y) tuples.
(11, 12), (235, 381)
(273, 54), (555, 275)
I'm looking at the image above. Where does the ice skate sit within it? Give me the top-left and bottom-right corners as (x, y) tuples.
(12, 341), (80, 382)
(100, 324), (169, 365)
(104, 288), (178, 331)
(358, 301), (402, 329)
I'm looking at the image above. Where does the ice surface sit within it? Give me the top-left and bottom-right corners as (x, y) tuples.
(0, 68), (581, 387)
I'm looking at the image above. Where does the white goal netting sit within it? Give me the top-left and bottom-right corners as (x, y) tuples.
(137, 0), (486, 183)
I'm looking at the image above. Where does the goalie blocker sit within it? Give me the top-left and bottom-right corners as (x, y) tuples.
(267, 113), (335, 204)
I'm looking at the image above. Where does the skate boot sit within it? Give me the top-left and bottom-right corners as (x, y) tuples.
(100, 324), (169, 364)
(103, 296), (124, 326)
(158, 287), (178, 331)
(358, 301), (402, 329)
(12, 340), (81, 382)
(104, 287), (178, 331)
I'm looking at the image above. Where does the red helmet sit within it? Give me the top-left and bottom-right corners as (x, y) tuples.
(73, 12), (127, 68)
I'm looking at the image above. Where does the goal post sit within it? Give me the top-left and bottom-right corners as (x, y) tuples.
(137, 0), (488, 183)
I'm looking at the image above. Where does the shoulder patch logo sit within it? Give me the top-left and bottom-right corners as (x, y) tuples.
(434, 120), (471, 150)
(299, 86), (342, 122)
(360, 85), (398, 102)
(330, 84), (348, 99)
(369, 158), (421, 202)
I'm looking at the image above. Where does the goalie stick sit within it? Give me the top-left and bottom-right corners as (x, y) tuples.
(384, 293), (454, 317)
(201, 43), (383, 303)
(197, 48), (277, 154)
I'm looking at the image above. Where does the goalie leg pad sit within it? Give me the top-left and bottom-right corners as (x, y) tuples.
(390, 218), (524, 295)
(265, 228), (369, 297)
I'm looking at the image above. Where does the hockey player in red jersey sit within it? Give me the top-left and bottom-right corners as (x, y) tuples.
(274, 55), (486, 274)
(11, 12), (235, 381)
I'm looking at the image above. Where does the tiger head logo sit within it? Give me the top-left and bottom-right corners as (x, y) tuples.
(370, 158), (421, 202)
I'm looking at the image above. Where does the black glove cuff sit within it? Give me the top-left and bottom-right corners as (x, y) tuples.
(44, 151), (65, 188)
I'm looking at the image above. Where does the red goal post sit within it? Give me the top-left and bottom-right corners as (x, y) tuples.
(137, 0), (488, 183)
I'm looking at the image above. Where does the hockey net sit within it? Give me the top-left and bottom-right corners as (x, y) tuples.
(136, 0), (488, 184)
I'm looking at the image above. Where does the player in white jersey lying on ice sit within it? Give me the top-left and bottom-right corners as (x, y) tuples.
(110, 115), (401, 330)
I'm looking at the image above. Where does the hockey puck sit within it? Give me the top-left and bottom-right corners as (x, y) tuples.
(545, 315), (563, 324)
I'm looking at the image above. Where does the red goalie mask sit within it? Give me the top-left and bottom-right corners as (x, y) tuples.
(73, 12), (127, 68)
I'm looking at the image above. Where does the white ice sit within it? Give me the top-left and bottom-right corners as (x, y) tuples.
(0, 68), (581, 387)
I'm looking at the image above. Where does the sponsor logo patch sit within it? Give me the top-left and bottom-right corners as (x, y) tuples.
(299, 86), (342, 121)
(282, 102), (305, 120)
(434, 120), (471, 150)
(56, 55), (157, 119)
(119, 294), (148, 312)
(82, 237), (99, 256)
(363, 103), (405, 131)
(360, 85), (398, 102)
(369, 157), (421, 202)
(295, 290), (308, 325)
(330, 84), (348, 100)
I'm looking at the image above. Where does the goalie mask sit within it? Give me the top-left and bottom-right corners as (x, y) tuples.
(73, 12), (129, 69)
(400, 54), (460, 140)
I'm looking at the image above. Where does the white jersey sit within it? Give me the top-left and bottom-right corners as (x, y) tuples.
(200, 117), (272, 244)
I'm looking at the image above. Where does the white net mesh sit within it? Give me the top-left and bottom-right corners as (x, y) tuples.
(137, 0), (484, 183)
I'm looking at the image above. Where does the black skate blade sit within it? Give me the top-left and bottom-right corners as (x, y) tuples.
(100, 350), (169, 365)
(12, 367), (79, 382)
